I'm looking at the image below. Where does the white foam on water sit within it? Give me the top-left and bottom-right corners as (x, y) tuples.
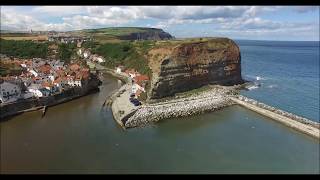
(247, 85), (259, 90)
(267, 84), (278, 89)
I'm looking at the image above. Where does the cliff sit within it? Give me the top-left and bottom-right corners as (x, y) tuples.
(79, 27), (174, 41)
(118, 28), (173, 40)
(147, 38), (243, 99)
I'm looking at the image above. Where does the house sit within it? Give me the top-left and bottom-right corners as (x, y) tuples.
(0, 80), (22, 103)
(69, 63), (81, 71)
(133, 75), (149, 88)
(28, 84), (50, 98)
(77, 41), (82, 48)
(53, 77), (67, 91)
(116, 66), (125, 74)
(125, 69), (138, 78)
(77, 48), (83, 56)
(97, 56), (105, 63)
(28, 69), (38, 77)
(41, 81), (57, 93)
(38, 64), (52, 75)
(83, 50), (91, 59)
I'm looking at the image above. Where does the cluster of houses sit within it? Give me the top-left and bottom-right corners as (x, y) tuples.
(77, 48), (106, 63)
(115, 66), (149, 98)
(0, 58), (91, 104)
(48, 32), (92, 44)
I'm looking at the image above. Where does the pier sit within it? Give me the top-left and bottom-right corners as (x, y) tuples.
(230, 95), (320, 139)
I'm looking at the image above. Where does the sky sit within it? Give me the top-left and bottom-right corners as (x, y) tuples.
(1, 6), (319, 41)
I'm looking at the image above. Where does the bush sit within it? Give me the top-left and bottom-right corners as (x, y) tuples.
(0, 39), (48, 58)
(95, 42), (152, 76)
(58, 43), (76, 64)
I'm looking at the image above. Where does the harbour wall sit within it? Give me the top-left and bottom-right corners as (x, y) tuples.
(230, 95), (320, 139)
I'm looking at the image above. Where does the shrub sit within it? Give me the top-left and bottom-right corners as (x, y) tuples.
(0, 39), (48, 58)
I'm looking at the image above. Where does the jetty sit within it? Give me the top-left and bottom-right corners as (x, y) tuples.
(230, 95), (320, 139)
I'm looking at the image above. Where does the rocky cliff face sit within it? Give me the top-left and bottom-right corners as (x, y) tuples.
(119, 28), (173, 40)
(147, 38), (243, 99)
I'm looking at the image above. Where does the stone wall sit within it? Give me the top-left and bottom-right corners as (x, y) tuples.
(236, 95), (319, 129)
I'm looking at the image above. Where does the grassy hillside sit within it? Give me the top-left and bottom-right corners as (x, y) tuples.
(82, 27), (149, 36)
(84, 40), (154, 76)
(0, 39), (49, 58)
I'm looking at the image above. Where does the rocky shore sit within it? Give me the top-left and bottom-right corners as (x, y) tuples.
(124, 86), (235, 128)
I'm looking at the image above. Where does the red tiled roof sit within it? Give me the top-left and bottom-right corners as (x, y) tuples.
(38, 64), (52, 74)
(41, 81), (53, 88)
(56, 69), (66, 77)
(69, 63), (81, 71)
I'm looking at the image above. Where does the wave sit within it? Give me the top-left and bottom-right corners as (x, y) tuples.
(246, 84), (260, 90)
(267, 84), (278, 89)
(244, 75), (268, 81)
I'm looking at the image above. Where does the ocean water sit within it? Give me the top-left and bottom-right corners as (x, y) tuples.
(236, 40), (320, 122)
(1, 41), (319, 174)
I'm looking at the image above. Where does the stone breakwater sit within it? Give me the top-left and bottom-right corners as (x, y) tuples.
(231, 95), (319, 139)
(236, 95), (320, 129)
(124, 86), (234, 128)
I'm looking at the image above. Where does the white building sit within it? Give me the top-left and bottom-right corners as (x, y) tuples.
(131, 83), (145, 94)
(28, 69), (38, 77)
(27, 84), (50, 98)
(66, 77), (82, 87)
(77, 49), (83, 56)
(0, 81), (22, 103)
(83, 50), (91, 59)
(97, 56), (105, 63)
(116, 67), (122, 74)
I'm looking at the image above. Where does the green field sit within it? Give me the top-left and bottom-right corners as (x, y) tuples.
(81, 27), (157, 36)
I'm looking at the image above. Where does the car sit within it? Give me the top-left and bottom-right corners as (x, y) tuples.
(130, 98), (141, 106)
(132, 101), (141, 106)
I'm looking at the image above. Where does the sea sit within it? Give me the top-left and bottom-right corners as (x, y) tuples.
(1, 40), (319, 174)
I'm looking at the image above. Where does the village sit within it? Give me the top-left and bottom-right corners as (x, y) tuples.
(76, 46), (150, 106)
(0, 32), (150, 108)
(0, 55), (93, 104)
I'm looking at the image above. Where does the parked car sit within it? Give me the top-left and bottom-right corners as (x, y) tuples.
(130, 98), (141, 106)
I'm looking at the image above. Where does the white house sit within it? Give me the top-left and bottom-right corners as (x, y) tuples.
(77, 49), (83, 56)
(0, 81), (22, 103)
(97, 56), (105, 63)
(116, 67), (122, 74)
(83, 50), (91, 59)
(131, 83), (145, 94)
(66, 76), (82, 87)
(28, 69), (38, 77)
(27, 84), (43, 97)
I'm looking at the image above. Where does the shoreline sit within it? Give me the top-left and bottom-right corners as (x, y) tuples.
(0, 87), (100, 121)
(104, 70), (319, 139)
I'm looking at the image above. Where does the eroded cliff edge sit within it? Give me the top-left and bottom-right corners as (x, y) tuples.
(147, 38), (244, 99)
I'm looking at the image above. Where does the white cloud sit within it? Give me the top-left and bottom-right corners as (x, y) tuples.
(32, 6), (86, 16)
(293, 6), (318, 13)
(0, 6), (318, 40)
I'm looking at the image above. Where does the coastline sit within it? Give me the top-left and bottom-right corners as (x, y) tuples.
(0, 87), (100, 121)
(104, 69), (319, 139)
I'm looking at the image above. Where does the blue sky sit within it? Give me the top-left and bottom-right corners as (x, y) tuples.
(1, 6), (319, 41)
